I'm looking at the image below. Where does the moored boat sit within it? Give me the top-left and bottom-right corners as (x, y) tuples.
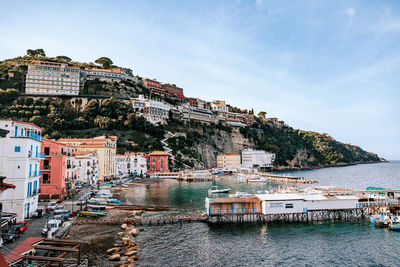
(388, 223), (400, 231)
(209, 186), (230, 194)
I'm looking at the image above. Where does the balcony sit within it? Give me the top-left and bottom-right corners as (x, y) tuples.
(13, 132), (42, 142)
(41, 166), (51, 171)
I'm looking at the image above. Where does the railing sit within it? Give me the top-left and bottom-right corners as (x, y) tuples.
(356, 200), (400, 208)
(207, 208), (262, 215)
(13, 132), (42, 142)
(42, 165), (51, 170)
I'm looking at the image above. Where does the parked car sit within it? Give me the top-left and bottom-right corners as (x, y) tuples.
(33, 206), (46, 217)
(54, 205), (65, 212)
(41, 220), (59, 236)
(77, 197), (86, 205)
(15, 221), (28, 234)
(47, 202), (58, 211)
(56, 210), (70, 219)
(51, 215), (64, 227)
(0, 236), (3, 248)
(2, 227), (19, 243)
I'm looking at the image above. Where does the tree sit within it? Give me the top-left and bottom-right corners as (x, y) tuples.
(83, 100), (100, 120)
(26, 49), (36, 57)
(95, 57), (113, 69)
(26, 48), (46, 57)
(258, 111), (267, 122)
(56, 55), (72, 62)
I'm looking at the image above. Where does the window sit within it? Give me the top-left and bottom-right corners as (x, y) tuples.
(285, 203), (294, 209)
(44, 147), (50, 155)
(43, 174), (50, 184)
(14, 146), (21, 152)
(269, 202), (283, 208)
(29, 164), (32, 177)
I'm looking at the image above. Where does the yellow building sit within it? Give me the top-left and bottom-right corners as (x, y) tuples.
(217, 153), (241, 168)
(58, 136), (117, 181)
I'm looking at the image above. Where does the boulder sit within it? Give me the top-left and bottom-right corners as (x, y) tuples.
(113, 243), (124, 247)
(138, 227), (144, 232)
(130, 255), (139, 261)
(124, 249), (137, 256)
(121, 224), (127, 230)
(117, 232), (125, 237)
(109, 254), (121, 261)
(107, 247), (121, 254)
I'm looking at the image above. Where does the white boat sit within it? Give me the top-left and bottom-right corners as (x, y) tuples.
(209, 186), (230, 194)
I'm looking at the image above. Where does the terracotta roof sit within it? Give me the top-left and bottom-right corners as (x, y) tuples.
(5, 237), (44, 263)
(73, 150), (96, 156)
(148, 151), (168, 156)
(0, 182), (16, 191)
(218, 153), (240, 156)
(0, 119), (44, 130)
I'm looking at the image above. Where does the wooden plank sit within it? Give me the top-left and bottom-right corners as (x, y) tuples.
(33, 245), (79, 252)
(23, 255), (65, 262)
(43, 238), (90, 245)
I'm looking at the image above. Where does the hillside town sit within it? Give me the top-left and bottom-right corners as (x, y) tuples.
(23, 60), (284, 127)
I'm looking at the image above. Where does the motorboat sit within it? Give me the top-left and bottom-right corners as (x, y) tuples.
(209, 186), (230, 194)
(388, 222), (400, 231)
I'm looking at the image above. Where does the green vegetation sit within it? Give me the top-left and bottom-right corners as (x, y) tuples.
(240, 120), (380, 168)
(0, 51), (382, 170)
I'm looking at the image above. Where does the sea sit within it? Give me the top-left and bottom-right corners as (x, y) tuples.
(127, 162), (400, 267)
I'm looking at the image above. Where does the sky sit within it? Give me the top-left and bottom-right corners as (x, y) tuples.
(0, 0), (399, 159)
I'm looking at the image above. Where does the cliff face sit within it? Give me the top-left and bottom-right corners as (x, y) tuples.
(194, 128), (253, 169)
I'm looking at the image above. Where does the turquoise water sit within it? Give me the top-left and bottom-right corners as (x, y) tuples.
(129, 162), (400, 266)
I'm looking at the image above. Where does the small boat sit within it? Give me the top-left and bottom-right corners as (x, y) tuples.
(388, 223), (400, 231)
(79, 211), (107, 217)
(209, 186), (230, 194)
(87, 204), (107, 210)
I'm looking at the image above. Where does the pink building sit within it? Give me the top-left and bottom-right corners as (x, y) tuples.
(39, 139), (68, 200)
(147, 151), (168, 173)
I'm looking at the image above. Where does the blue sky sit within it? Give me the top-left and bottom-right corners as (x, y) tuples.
(1, 0), (399, 159)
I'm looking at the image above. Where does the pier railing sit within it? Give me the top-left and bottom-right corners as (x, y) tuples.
(207, 208), (262, 215)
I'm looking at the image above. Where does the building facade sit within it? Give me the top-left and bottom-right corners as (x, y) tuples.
(39, 139), (68, 201)
(25, 61), (81, 96)
(217, 153), (241, 168)
(58, 136), (117, 181)
(85, 67), (138, 83)
(211, 100), (228, 113)
(143, 99), (171, 124)
(129, 153), (147, 177)
(115, 154), (130, 178)
(241, 149), (276, 169)
(0, 120), (43, 220)
(162, 83), (186, 101)
(74, 151), (99, 185)
(147, 151), (168, 173)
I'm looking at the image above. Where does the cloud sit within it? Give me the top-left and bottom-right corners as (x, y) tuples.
(345, 8), (355, 18)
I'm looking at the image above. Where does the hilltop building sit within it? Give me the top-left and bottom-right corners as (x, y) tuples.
(0, 120), (43, 220)
(85, 67), (138, 83)
(142, 78), (186, 101)
(217, 153), (241, 168)
(25, 61), (81, 96)
(147, 151), (168, 173)
(211, 100), (228, 114)
(241, 149), (275, 169)
(58, 136), (117, 181)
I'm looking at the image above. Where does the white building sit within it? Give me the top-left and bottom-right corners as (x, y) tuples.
(25, 61), (81, 96)
(74, 151), (99, 185)
(210, 101), (228, 113)
(0, 120), (43, 220)
(241, 149), (275, 169)
(85, 67), (138, 83)
(144, 99), (171, 124)
(180, 104), (218, 124)
(256, 191), (359, 215)
(115, 154), (130, 178)
(129, 153), (147, 177)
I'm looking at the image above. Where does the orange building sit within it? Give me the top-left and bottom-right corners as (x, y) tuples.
(40, 139), (68, 200)
(147, 151), (168, 173)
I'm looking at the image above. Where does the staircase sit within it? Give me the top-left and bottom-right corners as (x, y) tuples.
(161, 131), (191, 169)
